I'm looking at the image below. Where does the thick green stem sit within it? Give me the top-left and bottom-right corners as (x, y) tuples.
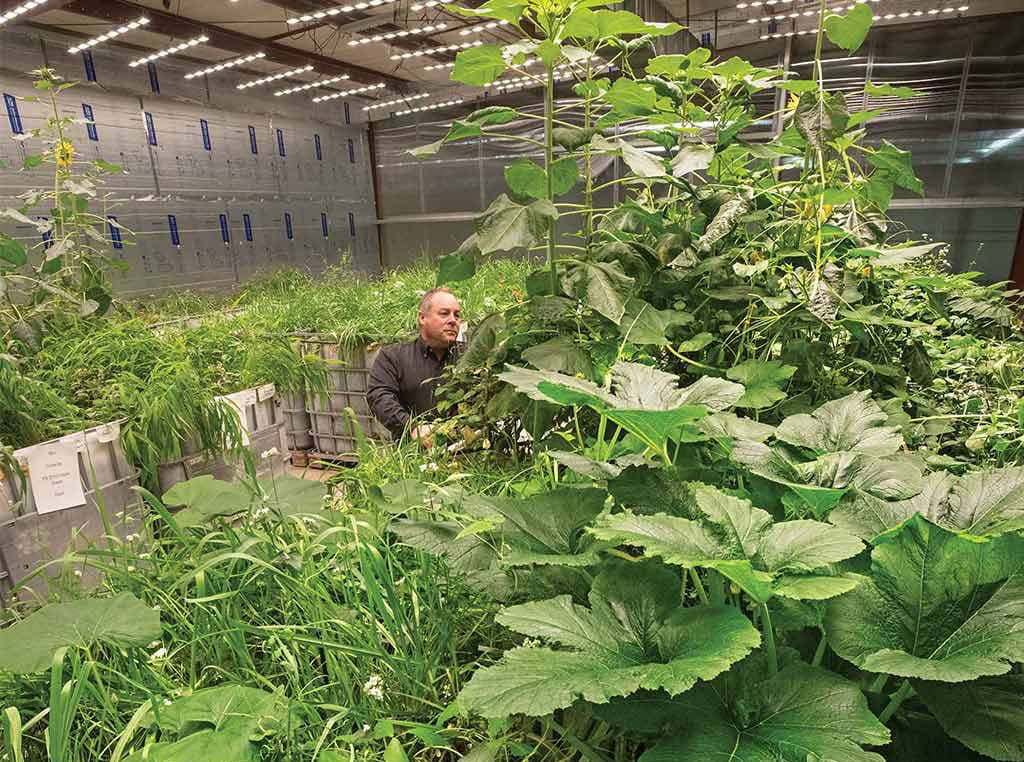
(869, 673), (889, 694)
(544, 63), (558, 294)
(689, 569), (709, 605)
(878, 680), (912, 724)
(811, 630), (828, 667)
(760, 603), (778, 676)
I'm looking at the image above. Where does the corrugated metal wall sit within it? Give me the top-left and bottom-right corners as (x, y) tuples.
(374, 13), (1024, 283)
(0, 24), (381, 297)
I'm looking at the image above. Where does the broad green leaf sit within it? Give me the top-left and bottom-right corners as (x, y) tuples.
(849, 241), (942, 267)
(864, 81), (923, 99)
(824, 4), (873, 54)
(773, 573), (861, 600)
(448, 0), (526, 24)
(0, 235), (27, 267)
(601, 78), (660, 118)
(795, 91), (849, 151)
(561, 260), (634, 324)
(0, 594), (160, 673)
(618, 140), (666, 178)
(564, 8), (681, 39)
(674, 376), (745, 413)
(552, 126), (598, 150)
(608, 464), (698, 517)
(847, 108), (885, 128)
(93, 158), (123, 173)
(670, 143), (714, 177)
(638, 662), (890, 762)
(830, 471), (956, 540)
(521, 336), (592, 375)
(726, 359), (796, 410)
(698, 412), (775, 443)
(504, 158), (547, 199)
(22, 154), (44, 169)
(867, 140), (923, 195)
(487, 487), (607, 555)
(437, 250), (477, 285)
(465, 105), (519, 125)
(677, 332), (714, 352)
(619, 298), (692, 346)
(452, 44), (508, 85)
(827, 514), (1024, 682)
(549, 451), (624, 479)
(458, 564), (759, 717)
(163, 475), (252, 527)
(384, 739), (410, 762)
(591, 484), (862, 603)
(777, 79), (819, 93)
(775, 390), (903, 456)
(550, 156), (578, 196)
(914, 676), (1024, 761)
(474, 194), (553, 254)
(255, 475), (328, 517)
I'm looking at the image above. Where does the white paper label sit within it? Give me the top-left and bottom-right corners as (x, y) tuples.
(26, 442), (86, 514)
(257, 383), (276, 402)
(95, 422), (120, 443)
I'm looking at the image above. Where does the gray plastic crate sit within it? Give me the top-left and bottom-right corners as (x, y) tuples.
(296, 335), (391, 461)
(282, 388), (313, 452)
(0, 422), (145, 604)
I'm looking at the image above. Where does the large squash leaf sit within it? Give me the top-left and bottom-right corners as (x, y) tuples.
(826, 514), (1024, 682)
(591, 484), (863, 603)
(457, 561), (759, 717)
(726, 359), (797, 410)
(561, 261), (634, 324)
(775, 390), (903, 456)
(914, 676), (1024, 761)
(0, 594), (160, 673)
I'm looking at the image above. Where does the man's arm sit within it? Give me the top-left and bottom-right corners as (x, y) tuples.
(367, 347), (410, 440)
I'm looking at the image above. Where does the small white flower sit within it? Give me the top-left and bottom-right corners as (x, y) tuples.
(363, 674), (384, 700)
(139, 552), (151, 559)
(149, 640), (161, 648)
(163, 698), (173, 706)
(428, 462), (438, 472)
(148, 647), (168, 661)
(393, 280), (405, 289)
(126, 565), (136, 573)
(362, 724), (371, 733)
(260, 447), (280, 460)
(73, 569), (83, 578)
(483, 297), (496, 309)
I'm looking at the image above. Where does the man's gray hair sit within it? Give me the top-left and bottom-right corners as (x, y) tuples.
(418, 286), (456, 315)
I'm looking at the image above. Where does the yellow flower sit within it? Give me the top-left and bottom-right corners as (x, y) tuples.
(54, 139), (75, 170)
(861, 265), (873, 278)
(818, 203), (833, 223)
(786, 93), (800, 112)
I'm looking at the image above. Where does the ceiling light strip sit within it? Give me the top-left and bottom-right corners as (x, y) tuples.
(68, 16), (149, 54)
(274, 74), (350, 96)
(184, 52), (265, 80)
(423, 61), (455, 71)
(238, 65), (314, 89)
(752, 3), (968, 25)
(287, 0), (396, 24)
(391, 38), (482, 61)
(0, 0), (48, 27)
(312, 82), (386, 102)
(129, 35), (208, 67)
(364, 92), (432, 111)
(410, 1), (440, 9)
(348, 22), (447, 46)
(394, 98), (464, 116)
(460, 19), (510, 34)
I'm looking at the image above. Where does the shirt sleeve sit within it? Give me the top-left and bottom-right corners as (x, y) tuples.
(367, 347), (410, 440)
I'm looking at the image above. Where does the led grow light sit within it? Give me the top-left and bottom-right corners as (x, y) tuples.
(394, 98), (463, 116)
(0, 1), (47, 27)
(312, 82), (386, 102)
(184, 52), (266, 80)
(238, 65), (314, 89)
(275, 74), (350, 96)
(460, 20), (510, 34)
(348, 23), (448, 45)
(129, 35), (209, 67)
(391, 39), (482, 61)
(68, 16), (149, 54)
(287, 0), (396, 24)
(363, 92), (432, 111)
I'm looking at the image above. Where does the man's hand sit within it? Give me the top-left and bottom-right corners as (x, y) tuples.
(411, 424), (433, 449)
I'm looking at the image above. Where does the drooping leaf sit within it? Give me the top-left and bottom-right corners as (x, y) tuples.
(474, 194), (554, 254)
(464, 105), (520, 126)
(823, 3), (873, 53)
(670, 143), (714, 177)
(795, 91), (849, 151)
(636, 662), (890, 762)
(618, 140), (666, 178)
(726, 359), (796, 410)
(0, 594), (160, 673)
(522, 336), (592, 376)
(550, 156), (578, 196)
(849, 241), (942, 267)
(561, 260), (634, 324)
(914, 676), (1024, 761)
(437, 251), (477, 284)
(867, 140), (923, 195)
(619, 298), (692, 346)
(457, 562), (759, 718)
(0, 235), (27, 267)
(827, 514), (1024, 682)
(452, 44), (508, 85)
(504, 158), (548, 199)
(552, 126), (599, 150)
(864, 81), (923, 99)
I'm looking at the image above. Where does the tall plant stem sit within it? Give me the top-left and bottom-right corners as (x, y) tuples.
(812, 630), (828, 667)
(760, 602), (778, 675)
(544, 63), (558, 294)
(689, 569), (709, 605)
(869, 673), (889, 694)
(879, 680), (912, 724)
(583, 57), (594, 249)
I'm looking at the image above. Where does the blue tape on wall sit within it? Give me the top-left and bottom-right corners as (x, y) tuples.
(347, 138), (355, 163)
(344, 102), (351, 125)
(40, 218), (52, 250)
(248, 125), (258, 155)
(108, 216), (123, 250)
(81, 103), (98, 141)
(314, 133), (322, 161)
(321, 212), (329, 238)
(200, 118), (211, 151)
(147, 62), (160, 94)
(276, 128), (286, 157)
(348, 212), (356, 238)
(167, 214), (180, 247)
(82, 51), (96, 82)
(144, 111), (157, 146)
(4, 94), (23, 135)
(284, 211), (293, 240)
(219, 213), (230, 244)
(243, 213), (253, 242)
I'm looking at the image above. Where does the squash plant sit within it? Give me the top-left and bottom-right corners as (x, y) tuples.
(419, 0), (1023, 463)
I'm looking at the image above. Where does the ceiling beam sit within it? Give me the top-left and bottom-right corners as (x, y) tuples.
(60, 0), (411, 88)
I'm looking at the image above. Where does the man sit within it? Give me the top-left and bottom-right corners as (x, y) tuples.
(367, 287), (463, 446)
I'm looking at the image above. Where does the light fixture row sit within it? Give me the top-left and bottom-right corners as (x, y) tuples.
(274, 74), (350, 96)
(128, 35), (208, 67)
(394, 98), (464, 116)
(238, 65), (313, 89)
(460, 20), (510, 35)
(363, 92), (432, 111)
(410, 1), (440, 9)
(348, 22), (448, 46)
(391, 38), (483, 61)
(423, 61), (455, 71)
(751, 3), (967, 23)
(184, 51), (265, 80)
(313, 82), (386, 103)
(1, 0), (47, 27)
(287, 0), (396, 24)
(68, 16), (149, 54)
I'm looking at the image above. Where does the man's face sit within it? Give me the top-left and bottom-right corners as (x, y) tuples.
(419, 292), (461, 348)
